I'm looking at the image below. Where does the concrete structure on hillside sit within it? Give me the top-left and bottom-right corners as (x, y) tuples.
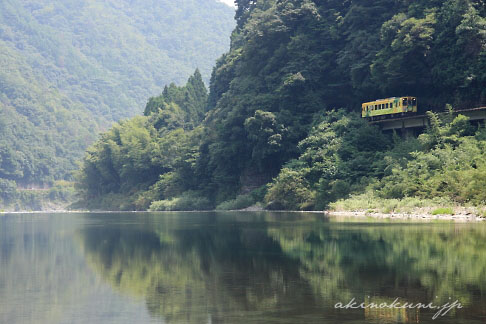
(369, 107), (486, 136)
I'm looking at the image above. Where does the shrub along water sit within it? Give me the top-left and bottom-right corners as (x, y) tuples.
(266, 109), (486, 211)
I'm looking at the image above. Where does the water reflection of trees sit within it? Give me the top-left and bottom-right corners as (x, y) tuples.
(268, 221), (486, 321)
(78, 213), (486, 323)
(77, 212), (329, 323)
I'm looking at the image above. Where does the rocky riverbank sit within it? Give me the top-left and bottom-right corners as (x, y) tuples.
(327, 210), (485, 222)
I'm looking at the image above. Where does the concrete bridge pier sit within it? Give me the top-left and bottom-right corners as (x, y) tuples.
(400, 127), (416, 138)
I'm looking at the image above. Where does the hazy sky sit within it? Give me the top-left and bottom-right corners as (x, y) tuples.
(218, 0), (235, 8)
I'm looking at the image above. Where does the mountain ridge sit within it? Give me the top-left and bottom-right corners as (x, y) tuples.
(0, 0), (234, 191)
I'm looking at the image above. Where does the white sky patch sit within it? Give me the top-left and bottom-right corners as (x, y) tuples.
(217, 0), (236, 8)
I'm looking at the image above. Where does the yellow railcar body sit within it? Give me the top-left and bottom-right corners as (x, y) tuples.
(362, 97), (417, 118)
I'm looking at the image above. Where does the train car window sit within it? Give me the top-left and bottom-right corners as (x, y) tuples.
(412, 98), (417, 105)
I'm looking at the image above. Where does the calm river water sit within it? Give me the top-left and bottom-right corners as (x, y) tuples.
(1, 212), (485, 323)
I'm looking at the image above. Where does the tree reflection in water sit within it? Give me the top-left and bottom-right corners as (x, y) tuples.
(77, 212), (486, 323)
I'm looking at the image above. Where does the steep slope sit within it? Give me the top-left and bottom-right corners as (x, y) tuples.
(76, 0), (486, 211)
(202, 0), (486, 201)
(0, 0), (234, 189)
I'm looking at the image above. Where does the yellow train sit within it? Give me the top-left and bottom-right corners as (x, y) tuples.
(362, 97), (417, 119)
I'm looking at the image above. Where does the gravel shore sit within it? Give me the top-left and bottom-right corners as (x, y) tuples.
(327, 211), (485, 222)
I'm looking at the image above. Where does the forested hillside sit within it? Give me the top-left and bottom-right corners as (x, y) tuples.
(76, 0), (486, 211)
(0, 0), (234, 208)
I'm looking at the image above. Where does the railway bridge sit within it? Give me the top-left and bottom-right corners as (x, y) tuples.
(369, 107), (486, 135)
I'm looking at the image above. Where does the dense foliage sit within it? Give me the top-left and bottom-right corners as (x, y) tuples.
(0, 0), (234, 202)
(75, 71), (209, 210)
(265, 109), (393, 210)
(76, 0), (486, 211)
(201, 0), (486, 202)
(266, 109), (486, 209)
(375, 112), (486, 205)
(0, 179), (75, 211)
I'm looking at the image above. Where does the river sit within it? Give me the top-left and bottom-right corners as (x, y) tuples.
(1, 212), (485, 323)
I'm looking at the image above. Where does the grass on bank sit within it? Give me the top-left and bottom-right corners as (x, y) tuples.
(431, 207), (455, 215)
(328, 192), (480, 216)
